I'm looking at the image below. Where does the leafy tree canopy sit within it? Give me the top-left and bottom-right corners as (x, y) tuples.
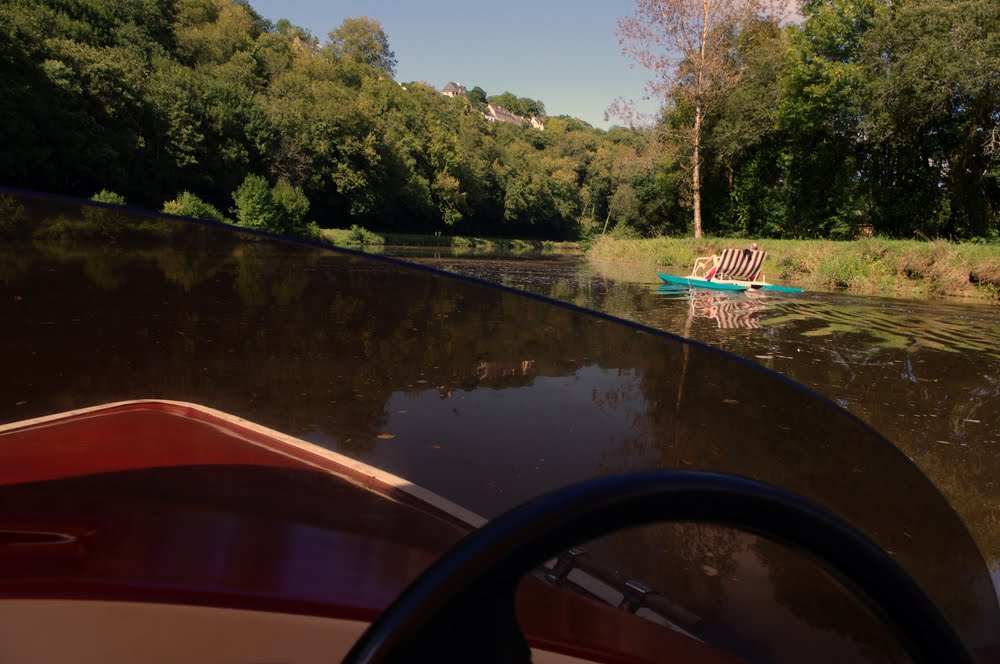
(327, 16), (397, 77)
(1, 0), (995, 241)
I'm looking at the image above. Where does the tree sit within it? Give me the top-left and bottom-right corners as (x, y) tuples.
(274, 18), (315, 44)
(486, 92), (545, 118)
(703, 19), (792, 237)
(0, 0), (625, 241)
(487, 92), (522, 114)
(327, 17), (396, 77)
(174, 0), (265, 65)
(608, 183), (642, 232)
(468, 86), (488, 106)
(519, 96), (546, 117)
(618, 0), (780, 237)
(775, 0), (878, 238)
(857, 0), (1000, 237)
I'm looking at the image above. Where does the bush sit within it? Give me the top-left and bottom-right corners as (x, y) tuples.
(232, 175), (310, 236)
(302, 221), (324, 242)
(609, 221), (642, 240)
(271, 179), (309, 233)
(0, 195), (30, 238)
(91, 190), (126, 205)
(162, 191), (227, 224)
(347, 224), (385, 245)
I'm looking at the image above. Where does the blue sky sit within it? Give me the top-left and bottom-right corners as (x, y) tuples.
(247, 0), (661, 128)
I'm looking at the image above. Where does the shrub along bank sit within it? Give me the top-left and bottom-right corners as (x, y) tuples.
(586, 236), (1000, 301)
(319, 227), (575, 254)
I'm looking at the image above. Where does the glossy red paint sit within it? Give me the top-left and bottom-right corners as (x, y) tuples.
(0, 403), (470, 614)
(0, 402), (739, 663)
(1, 403), (327, 486)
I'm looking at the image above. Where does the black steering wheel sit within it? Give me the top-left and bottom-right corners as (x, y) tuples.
(344, 471), (971, 663)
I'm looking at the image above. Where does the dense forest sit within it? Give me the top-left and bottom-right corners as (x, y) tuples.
(0, 0), (997, 240)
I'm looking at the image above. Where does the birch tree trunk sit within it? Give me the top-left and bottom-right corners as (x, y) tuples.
(692, 98), (703, 238)
(618, 0), (779, 238)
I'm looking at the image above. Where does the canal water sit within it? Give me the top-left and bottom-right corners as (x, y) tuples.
(401, 253), (1000, 582)
(3, 197), (998, 661)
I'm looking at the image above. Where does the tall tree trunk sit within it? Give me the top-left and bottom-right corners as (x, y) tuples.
(693, 99), (703, 238)
(691, 0), (711, 239)
(619, 0), (771, 239)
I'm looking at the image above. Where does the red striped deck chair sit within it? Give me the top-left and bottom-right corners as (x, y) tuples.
(711, 248), (767, 282)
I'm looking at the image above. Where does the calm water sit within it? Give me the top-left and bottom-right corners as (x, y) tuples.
(403, 253), (1000, 579)
(2, 197), (998, 661)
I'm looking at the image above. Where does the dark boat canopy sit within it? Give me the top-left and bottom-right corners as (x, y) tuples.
(1, 191), (997, 661)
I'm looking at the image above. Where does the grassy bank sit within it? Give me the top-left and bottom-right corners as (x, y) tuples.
(320, 226), (579, 254)
(587, 236), (1000, 301)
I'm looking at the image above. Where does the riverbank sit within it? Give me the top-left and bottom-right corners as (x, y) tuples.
(585, 236), (1000, 301)
(319, 227), (579, 255)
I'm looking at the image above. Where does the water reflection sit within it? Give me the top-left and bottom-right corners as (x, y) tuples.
(2, 197), (999, 661)
(406, 252), (1000, 583)
(656, 285), (767, 330)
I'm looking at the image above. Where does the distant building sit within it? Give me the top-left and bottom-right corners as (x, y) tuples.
(441, 82), (468, 97)
(482, 104), (545, 130)
(484, 104), (526, 126)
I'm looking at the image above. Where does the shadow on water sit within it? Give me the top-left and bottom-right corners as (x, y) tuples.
(3, 198), (999, 662)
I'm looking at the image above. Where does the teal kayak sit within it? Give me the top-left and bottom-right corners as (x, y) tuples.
(658, 273), (748, 292)
(751, 284), (805, 294)
(658, 273), (804, 293)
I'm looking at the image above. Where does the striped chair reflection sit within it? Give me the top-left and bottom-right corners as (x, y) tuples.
(691, 296), (762, 329)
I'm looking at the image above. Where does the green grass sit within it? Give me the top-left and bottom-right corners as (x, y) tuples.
(586, 235), (1000, 301)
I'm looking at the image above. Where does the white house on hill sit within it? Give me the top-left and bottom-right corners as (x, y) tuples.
(484, 104), (525, 126)
(441, 82), (468, 97)
(484, 104), (545, 131)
